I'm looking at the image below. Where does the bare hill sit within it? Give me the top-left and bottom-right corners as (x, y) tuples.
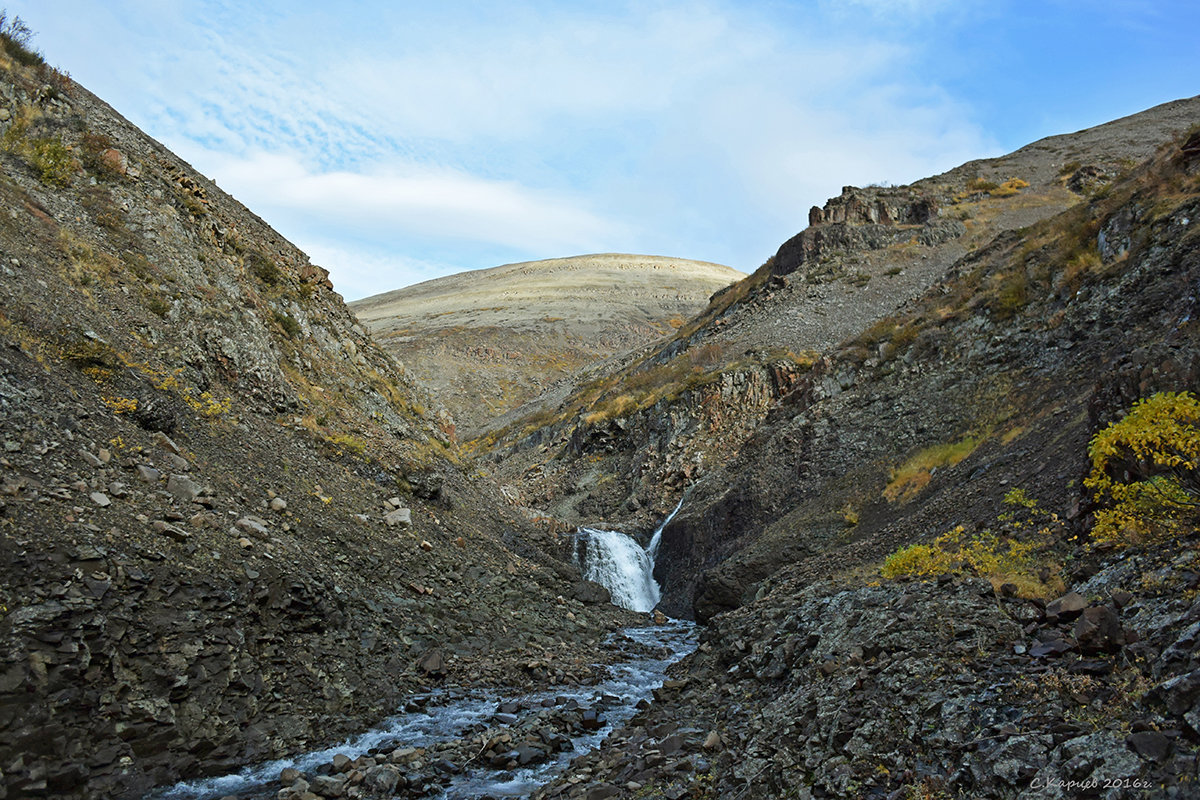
(350, 254), (744, 433)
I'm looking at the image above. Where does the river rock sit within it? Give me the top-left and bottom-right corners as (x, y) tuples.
(417, 649), (446, 676)
(310, 773), (347, 796)
(362, 764), (402, 794)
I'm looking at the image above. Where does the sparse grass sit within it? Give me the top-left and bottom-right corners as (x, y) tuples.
(0, 11), (43, 67)
(990, 270), (1028, 320)
(326, 432), (367, 456)
(884, 436), (980, 503)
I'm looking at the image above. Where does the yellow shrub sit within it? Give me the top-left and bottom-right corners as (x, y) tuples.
(880, 543), (951, 578)
(1085, 391), (1200, 547)
(989, 178), (1030, 198)
(102, 395), (138, 414)
(879, 519), (1051, 597)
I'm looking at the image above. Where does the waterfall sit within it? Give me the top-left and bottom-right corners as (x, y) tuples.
(578, 528), (660, 612)
(646, 497), (684, 560)
(576, 498), (684, 613)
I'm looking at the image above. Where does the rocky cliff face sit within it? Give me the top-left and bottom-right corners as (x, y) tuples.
(479, 96), (1200, 616)
(526, 109), (1200, 800)
(0, 47), (639, 799)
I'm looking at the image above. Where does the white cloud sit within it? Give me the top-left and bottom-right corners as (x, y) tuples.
(196, 150), (620, 248)
(15, 0), (1002, 290)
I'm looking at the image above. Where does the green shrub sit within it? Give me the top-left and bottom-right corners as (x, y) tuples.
(1085, 391), (1200, 547)
(247, 250), (281, 285)
(31, 137), (75, 187)
(274, 311), (301, 338)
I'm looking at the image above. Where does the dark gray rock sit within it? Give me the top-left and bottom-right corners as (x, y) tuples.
(1128, 730), (1171, 763)
(1073, 606), (1124, 653)
(166, 474), (202, 502)
(1045, 592), (1087, 622)
(572, 580), (612, 605)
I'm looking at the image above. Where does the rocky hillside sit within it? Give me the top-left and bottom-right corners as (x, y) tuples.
(476, 97), (1200, 606)
(350, 254), (743, 435)
(0, 39), (641, 800)
(525, 110), (1200, 798)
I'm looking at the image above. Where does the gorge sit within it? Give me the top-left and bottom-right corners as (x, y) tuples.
(1, 18), (1200, 800)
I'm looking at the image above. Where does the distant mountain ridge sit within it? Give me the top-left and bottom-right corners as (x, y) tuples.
(351, 253), (745, 433)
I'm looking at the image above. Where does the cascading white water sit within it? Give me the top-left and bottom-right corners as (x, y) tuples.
(576, 499), (684, 613)
(578, 528), (660, 612)
(646, 497), (683, 560)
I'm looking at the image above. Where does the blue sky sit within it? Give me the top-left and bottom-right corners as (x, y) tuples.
(12, 1), (1199, 300)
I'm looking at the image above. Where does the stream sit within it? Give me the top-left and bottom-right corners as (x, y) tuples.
(150, 508), (687, 799)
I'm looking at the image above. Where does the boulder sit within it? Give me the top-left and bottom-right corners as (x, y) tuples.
(235, 516), (270, 538)
(1073, 606), (1124, 653)
(1045, 592), (1087, 622)
(385, 508), (411, 527)
(417, 649), (446, 677)
(572, 580), (612, 605)
(166, 474), (202, 502)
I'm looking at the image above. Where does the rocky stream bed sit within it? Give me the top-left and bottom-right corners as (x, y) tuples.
(147, 622), (695, 800)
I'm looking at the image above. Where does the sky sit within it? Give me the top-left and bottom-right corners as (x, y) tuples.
(10, 1), (1200, 300)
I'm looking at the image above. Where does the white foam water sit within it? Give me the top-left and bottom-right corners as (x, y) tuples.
(578, 527), (661, 612)
(576, 498), (684, 613)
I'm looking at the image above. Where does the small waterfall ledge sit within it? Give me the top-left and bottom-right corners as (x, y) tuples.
(575, 500), (683, 613)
